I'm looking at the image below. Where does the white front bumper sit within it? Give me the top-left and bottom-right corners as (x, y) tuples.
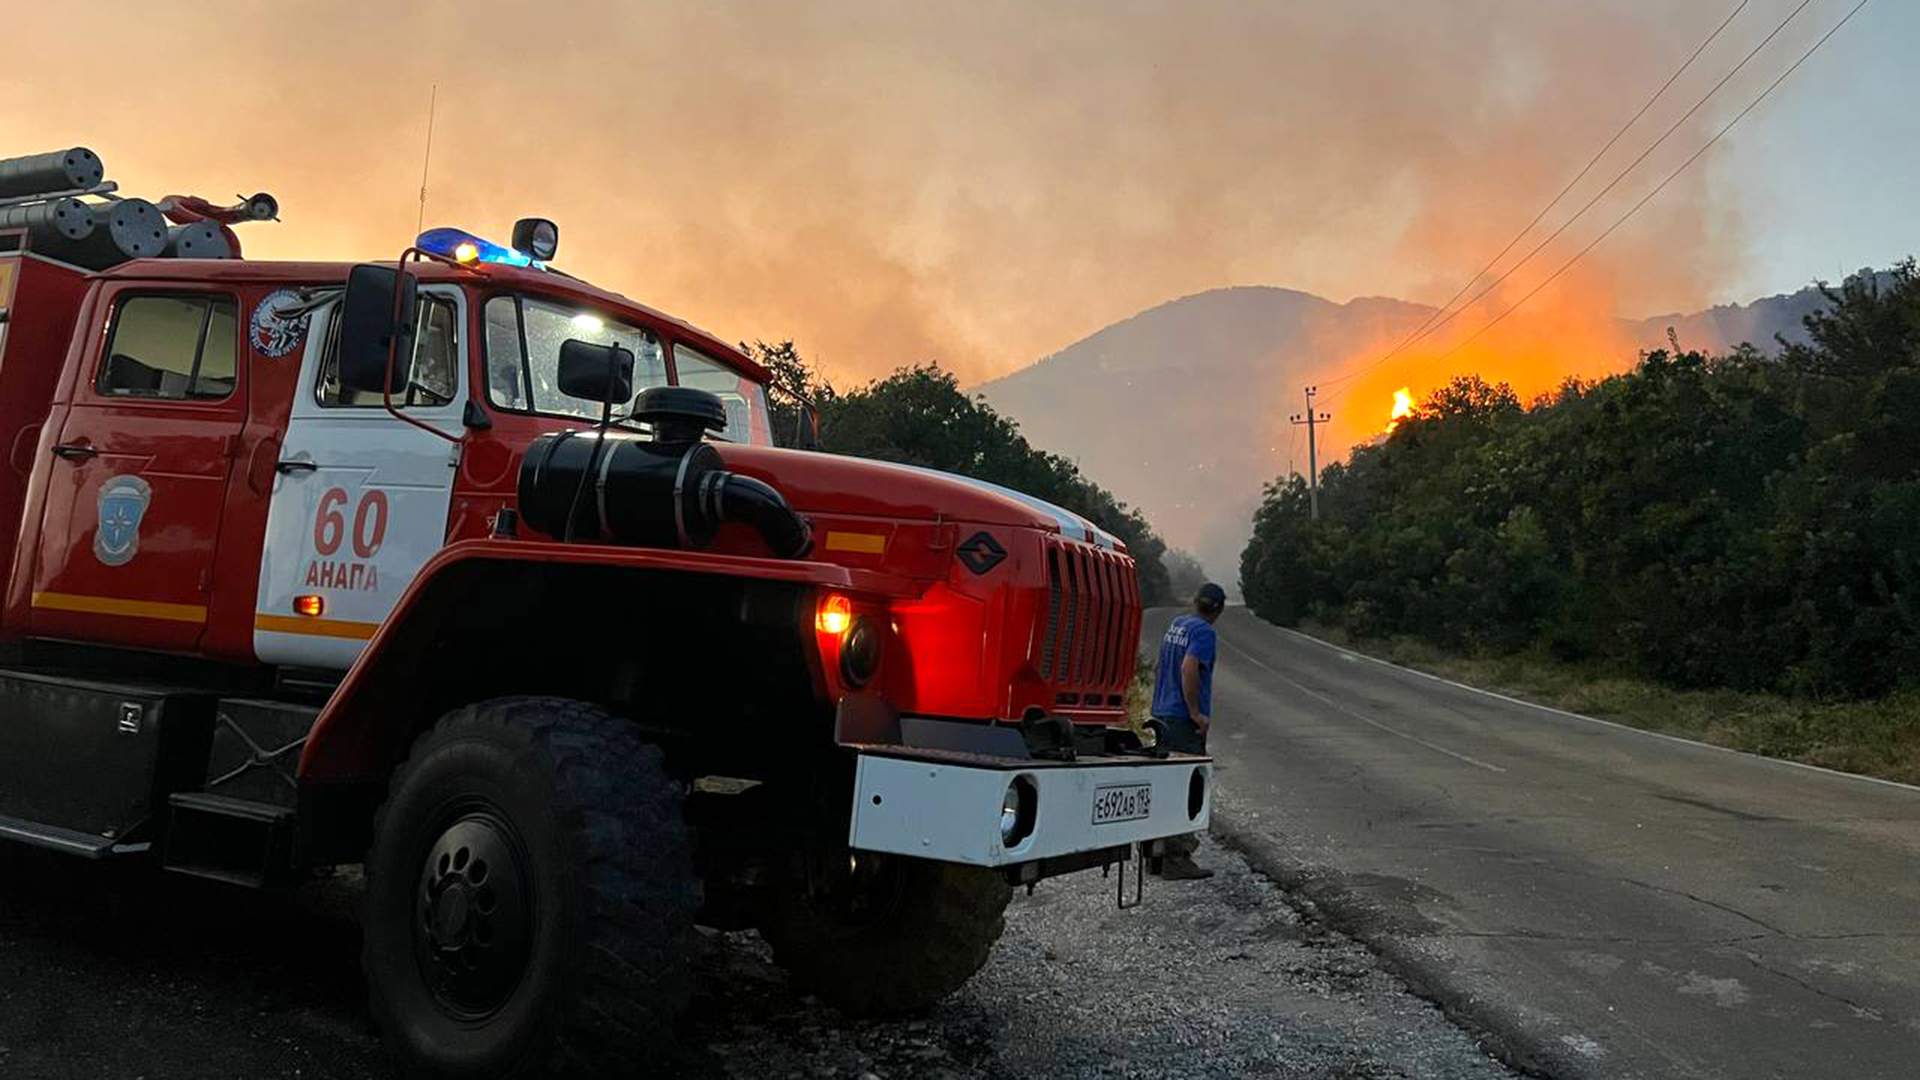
(847, 751), (1212, 868)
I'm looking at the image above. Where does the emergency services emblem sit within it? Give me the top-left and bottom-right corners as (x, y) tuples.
(94, 475), (152, 567)
(250, 288), (311, 358)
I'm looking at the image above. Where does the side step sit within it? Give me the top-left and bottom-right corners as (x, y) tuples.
(0, 811), (119, 859)
(163, 792), (295, 888)
(204, 698), (316, 809)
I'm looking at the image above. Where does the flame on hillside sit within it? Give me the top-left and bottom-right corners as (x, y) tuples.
(1385, 387), (1413, 432)
(1329, 268), (1638, 456)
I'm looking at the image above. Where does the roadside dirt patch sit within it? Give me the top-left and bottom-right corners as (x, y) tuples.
(0, 840), (1509, 1079)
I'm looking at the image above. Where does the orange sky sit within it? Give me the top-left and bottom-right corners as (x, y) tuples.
(3, 1), (1846, 398)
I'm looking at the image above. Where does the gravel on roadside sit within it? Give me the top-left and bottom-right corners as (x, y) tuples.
(0, 833), (1512, 1079)
(688, 837), (1515, 1080)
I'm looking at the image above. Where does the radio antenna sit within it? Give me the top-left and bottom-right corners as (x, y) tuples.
(416, 83), (438, 234)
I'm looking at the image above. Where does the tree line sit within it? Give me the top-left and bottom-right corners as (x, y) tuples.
(752, 344), (1174, 604)
(1240, 261), (1920, 699)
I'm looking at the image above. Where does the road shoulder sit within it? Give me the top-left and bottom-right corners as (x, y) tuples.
(1287, 620), (1920, 789)
(1211, 799), (1565, 1078)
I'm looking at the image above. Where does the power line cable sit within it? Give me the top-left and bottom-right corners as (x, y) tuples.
(1424, 0), (1873, 369)
(1324, 0), (1819, 408)
(1319, 0), (1751, 393)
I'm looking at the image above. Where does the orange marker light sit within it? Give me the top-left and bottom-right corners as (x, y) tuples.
(294, 594), (325, 618)
(816, 594), (852, 635)
(453, 241), (480, 263)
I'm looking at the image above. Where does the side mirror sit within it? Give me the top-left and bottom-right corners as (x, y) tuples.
(766, 377), (821, 449)
(795, 400), (820, 449)
(511, 218), (559, 262)
(338, 263), (417, 394)
(557, 339), (634, 404)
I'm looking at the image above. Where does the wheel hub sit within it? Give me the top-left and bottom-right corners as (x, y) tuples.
(430, 881), (474, 943)
(806, 849), (910, 930)
(414, 810), (531, 1017)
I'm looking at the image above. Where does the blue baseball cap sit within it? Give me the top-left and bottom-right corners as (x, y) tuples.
(1196, 583), (1227, 612)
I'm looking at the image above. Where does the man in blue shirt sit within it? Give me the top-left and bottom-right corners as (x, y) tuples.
(1148, 582), (1226, 880)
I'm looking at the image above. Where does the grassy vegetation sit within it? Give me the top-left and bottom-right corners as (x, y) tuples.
(1301, 619), (1920, 786)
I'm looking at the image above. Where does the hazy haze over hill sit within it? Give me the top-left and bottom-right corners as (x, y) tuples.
(8, 4), (1912, 387)
(978, 279), (1841, 589)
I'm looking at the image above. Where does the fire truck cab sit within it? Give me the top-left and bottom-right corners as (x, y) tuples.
(0, 158), (1209, 1077)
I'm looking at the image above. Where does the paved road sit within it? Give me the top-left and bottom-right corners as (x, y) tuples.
(1159, 606), (1920, 1080)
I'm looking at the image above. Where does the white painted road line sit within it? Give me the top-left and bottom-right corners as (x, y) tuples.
(1221, 637), (1508, 774)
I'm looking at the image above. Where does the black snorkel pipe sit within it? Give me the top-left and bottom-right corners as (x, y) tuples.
(695, 471), (812, 559)
(517, 386), (812, 559)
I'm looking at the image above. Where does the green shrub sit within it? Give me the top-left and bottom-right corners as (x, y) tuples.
(1243, 262), (1920, 700)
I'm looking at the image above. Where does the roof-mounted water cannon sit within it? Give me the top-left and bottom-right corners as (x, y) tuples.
(239, 192), (279, 222)
(0, 146), (275, 268)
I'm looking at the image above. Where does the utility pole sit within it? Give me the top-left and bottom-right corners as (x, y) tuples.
(1289, 386), (1331, 520)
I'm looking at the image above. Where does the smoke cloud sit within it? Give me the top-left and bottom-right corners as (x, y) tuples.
(0, 0), (1784, 389)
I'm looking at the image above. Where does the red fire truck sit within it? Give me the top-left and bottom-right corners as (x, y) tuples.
(0, 151), (1209, 1076)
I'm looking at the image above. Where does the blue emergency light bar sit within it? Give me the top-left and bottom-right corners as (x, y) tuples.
(416, 227), (538, 268)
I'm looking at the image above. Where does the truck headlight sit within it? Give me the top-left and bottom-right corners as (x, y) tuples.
(999, 775), (1037, 848)
(841, 616), (882, 687)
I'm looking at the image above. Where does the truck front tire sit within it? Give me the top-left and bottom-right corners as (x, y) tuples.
(761, 849), (1011, 1016)
(362, 696), (698, 1077)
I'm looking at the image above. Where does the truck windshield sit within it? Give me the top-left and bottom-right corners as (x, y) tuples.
(483, 295), (770, 444)
(484, 295), (667, 423)
(674, 344), (774, 445)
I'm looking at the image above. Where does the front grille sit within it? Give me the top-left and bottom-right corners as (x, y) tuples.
(1037, 539), (1140, 704)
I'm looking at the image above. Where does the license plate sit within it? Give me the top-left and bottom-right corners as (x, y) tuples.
(1091, 783), (1152, 825)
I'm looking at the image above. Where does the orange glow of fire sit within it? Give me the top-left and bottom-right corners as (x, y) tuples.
(1385, 387), (1413, 432)
(1323, 268), (1640, 459)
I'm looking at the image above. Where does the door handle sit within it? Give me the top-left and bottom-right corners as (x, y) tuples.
(51, 443), (97, 462)
(275, 459), (318, 475)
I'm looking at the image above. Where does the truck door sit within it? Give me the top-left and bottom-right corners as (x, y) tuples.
(29, 287), (246, 652)
(253, 287), (466, 669)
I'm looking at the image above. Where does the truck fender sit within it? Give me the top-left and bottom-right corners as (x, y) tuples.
(296, 538), (898, 784)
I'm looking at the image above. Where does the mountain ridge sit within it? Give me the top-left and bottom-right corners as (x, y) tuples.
(977, 277), (1847, 587)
